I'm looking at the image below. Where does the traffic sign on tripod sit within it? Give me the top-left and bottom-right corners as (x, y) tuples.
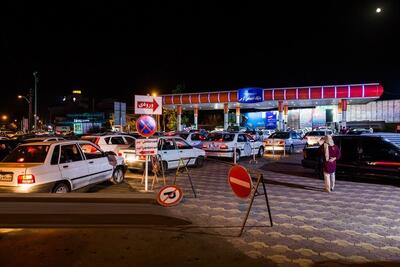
(227, 164), (273, 236)
(228, 165), (252, 198)
(136, 115), (157, 137)
(157, 185), (183, 207)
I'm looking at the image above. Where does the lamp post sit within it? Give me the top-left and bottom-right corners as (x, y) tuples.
(18, 89), (33, 132)
(33, 71), (38, 130)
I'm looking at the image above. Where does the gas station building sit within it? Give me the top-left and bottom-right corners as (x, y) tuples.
(161, 83), (384, 131)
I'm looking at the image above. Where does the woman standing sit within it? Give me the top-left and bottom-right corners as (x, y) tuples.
(323, 135), (341, 192)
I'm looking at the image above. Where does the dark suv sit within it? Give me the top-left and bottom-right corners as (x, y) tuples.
(302, 133), (400, 180)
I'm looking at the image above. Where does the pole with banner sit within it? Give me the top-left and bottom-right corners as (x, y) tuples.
(134, 95), (162, 191)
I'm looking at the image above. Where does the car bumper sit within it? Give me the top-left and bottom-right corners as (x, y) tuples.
(204, 150), (234, 158)
(264, 145), (287, 151)
(0, 182), (56, 193)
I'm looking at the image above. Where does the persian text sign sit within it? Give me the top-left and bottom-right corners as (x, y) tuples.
(135, 95), (162, 115)
(238, 88), (264, 103)
(135, 139), (158, 155)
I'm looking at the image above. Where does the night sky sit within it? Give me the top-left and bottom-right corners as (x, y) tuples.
(1, 1), (400, 120)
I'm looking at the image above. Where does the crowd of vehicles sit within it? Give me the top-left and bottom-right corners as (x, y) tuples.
(0, 125), (398, 193)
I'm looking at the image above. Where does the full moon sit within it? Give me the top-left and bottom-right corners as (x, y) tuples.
(376, 7), (382, 13)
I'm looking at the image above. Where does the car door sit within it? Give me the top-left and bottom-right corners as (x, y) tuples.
(59, 144), (90, 190)
(174, 138), (196, 165)
(79, 143), (113, 184)
(237, 134), (252, 156)
(159, 138), (179, 169)
(336, 137), (360, 177)
(358, 138), (400, 179)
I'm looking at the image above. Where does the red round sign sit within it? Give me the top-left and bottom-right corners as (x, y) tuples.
(228, 165), (252, 198)
(157, 185), (183, 207)
(136, 115), (157, 137)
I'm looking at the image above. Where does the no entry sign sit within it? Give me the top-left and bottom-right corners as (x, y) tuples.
(136, 115), (157, 137)
(228, 165), (252, 198)
(157, 185), (183, 207)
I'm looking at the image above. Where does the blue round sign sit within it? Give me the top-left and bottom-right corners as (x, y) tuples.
(136, 115), (157, 137)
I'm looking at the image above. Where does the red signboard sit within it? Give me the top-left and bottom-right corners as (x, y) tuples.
(228, 165), (252, 198)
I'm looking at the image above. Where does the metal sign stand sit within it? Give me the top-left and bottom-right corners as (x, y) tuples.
(173, 157), (197, 198)
(249, 151), (258, 164)
(239, 173), (273, 237)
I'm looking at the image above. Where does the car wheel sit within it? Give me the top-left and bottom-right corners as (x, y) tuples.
(288, 145), (294, 154)
(257, 146), (264, 158)
(111, 167), (125, 184)
(195, 156), (204, 167)
(53, 182), (71, 193)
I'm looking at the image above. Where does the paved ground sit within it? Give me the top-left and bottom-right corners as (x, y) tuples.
(1, 154), (399, 266)
(120, 154), (400, 267)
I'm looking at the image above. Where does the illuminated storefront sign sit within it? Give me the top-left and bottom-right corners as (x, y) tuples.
(238, 88), (263, 103)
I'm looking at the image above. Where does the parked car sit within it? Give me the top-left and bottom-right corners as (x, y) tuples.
(0, 140), (126, 193)
(264, 131), (306, 154)
(346, 128), (372, 135)
(171, 131), (208, 148)
(244, 130), (264, 141)
(21, 136), (65, 144)
(202, 132), (264, 160)
(81, 134), (136, 154)
(119, 136), (206, 172)
(302, 133), (400, 180)
(303, 130), (333, 147)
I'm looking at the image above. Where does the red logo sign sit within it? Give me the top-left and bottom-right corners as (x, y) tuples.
(137, 98), (159, 112)
(228, 165), (252, 198)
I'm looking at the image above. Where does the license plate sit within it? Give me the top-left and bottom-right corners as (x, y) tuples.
(0, 173), (13, 182)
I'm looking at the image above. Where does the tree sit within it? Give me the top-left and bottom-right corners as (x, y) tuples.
(163, 108), (177, 131)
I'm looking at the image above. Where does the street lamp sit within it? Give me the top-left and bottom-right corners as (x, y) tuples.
(33, 71), (38, 130)
(1, 115), (8, 121)
(17, 90), (33, 132)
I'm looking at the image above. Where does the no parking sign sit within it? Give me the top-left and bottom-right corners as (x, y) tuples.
(136, 115), (157, 137)
(157, 185), (183, 207)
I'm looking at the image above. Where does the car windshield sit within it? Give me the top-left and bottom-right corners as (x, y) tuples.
(191, 133), (206, 141)
(305, 131), (326, 137)
(269, 132), (290, 139)
(206, 133), (235, 142)
(81, 136), (98, 143)
(2, 145), (50, 163)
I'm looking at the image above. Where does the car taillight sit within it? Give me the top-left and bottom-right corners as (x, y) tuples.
(266, 140), (272, 144)
(139, 155), (146, 160)
(95, 137), (100, 145)
(118, 152), (122, 156)
(278, 140), (285, 145)
(18, 174), (35, 184)
(220, 144), (228, 149)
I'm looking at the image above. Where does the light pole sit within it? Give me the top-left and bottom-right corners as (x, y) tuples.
(33, 71), (38, 130)
(18, 89), (33, 132)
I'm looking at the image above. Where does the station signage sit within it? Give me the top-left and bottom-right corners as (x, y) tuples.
(135, 138), (158, 155)
(238, 88), (263, 103)
(135, 95), (162, 115)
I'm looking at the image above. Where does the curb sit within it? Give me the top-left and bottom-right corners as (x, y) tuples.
(0, 193), (157, 204)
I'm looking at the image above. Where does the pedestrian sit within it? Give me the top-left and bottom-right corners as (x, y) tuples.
(322, 135), (341, 192)
(316, 138), (325, 180)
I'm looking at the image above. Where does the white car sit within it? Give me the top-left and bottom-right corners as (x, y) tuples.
(265, 131), (306, 154)
(170, 131), (207, 148)
(202, 132), (264, 160)
(303, 130), (333, 147)
(22, 136), (65, 143)
(119, 137), (206, 172)
(81, 134), (136, 154)
(0, 140), (126, 193)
